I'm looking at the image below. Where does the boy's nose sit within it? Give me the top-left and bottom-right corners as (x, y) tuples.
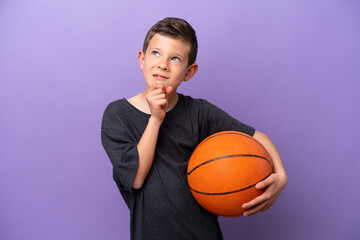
(157, 60), (169, 70)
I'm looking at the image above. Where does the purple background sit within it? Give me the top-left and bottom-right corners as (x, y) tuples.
(1, 0), (359, 239)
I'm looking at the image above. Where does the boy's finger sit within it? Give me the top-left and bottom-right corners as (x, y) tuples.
(149, 84), (164, 94)
(243, 201), (268, 216)
(148, 93), (166, 101)
(148, 87), (166, 97)
(153, 82), (165, 90)
(166, 86), (173, 95)
(261, 202), (273, 212)
(164, 87), (173, 101)
(256, 174), (274, 190)
(153, 98), (167, 107)
(242, 194), (266, 209)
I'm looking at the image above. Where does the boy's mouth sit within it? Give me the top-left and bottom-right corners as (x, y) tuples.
(153, 74), (168, 80)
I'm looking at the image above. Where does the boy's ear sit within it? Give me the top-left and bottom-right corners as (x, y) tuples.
(138, 50), (145, 70)
(183, 63), (198, 82)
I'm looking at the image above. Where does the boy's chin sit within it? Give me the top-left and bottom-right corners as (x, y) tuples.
(153, 80), (168, 85)
(149, 81), (170, 89)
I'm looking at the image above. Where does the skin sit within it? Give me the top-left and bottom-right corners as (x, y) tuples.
(127, 33), (288, 216)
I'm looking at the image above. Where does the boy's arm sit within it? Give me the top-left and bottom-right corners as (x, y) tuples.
(132, 116), (162, 189)
(241, 130), (288, 216)
(132, 84), (173, 189)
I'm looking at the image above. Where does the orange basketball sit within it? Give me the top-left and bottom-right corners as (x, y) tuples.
(187, 131), (274, 217)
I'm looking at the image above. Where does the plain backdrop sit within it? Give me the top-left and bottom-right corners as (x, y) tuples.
(0, 0), (359, 239)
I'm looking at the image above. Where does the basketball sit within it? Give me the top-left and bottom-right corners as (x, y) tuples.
(187, 131), (274, 217)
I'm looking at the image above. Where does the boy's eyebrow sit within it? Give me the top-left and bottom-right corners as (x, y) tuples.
(150, 47), (162, 52)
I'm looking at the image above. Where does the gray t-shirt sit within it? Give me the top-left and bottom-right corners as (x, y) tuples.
(101, 93), (255, 240)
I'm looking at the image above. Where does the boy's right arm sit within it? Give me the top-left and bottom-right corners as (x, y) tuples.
(132, 83), (173, 189)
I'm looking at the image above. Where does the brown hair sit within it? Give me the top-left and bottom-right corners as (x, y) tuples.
(143, 17), (198, 66)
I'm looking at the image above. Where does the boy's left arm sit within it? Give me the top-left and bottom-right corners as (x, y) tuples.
(242, 130), (288, 216)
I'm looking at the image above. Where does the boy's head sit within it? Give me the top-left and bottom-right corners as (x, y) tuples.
(142, 17), (198, 66)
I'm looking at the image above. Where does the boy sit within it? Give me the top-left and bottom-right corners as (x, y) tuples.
(101, 17), (287, 240)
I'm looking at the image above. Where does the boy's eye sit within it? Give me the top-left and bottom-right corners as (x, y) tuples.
(152, 51), (160, 56)
(171, 57), (180, 61)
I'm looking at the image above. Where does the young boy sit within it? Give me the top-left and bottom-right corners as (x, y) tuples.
(101, 17), (287, 240)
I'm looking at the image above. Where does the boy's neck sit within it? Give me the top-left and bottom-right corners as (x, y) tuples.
(127, 91), (179, 115)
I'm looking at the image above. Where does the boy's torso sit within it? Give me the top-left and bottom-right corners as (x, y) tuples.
(111, 93), (223, 240)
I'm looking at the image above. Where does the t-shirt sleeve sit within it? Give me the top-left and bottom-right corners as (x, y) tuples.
(200, 99), (255, 138)
(101, 104), (139, 193)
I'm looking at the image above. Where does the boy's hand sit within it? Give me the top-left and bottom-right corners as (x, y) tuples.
(145, 83), (173, 121)
(241, 171), (287, 217)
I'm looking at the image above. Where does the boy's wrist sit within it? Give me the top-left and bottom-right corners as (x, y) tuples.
(149, 115), (164, 126)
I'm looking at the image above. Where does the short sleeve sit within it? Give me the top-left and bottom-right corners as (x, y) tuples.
(200, 99), (255, 138)
(101, 105), (139, 193)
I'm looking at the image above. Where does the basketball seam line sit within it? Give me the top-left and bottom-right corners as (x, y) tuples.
(187, 154), (272, 175)
(188, 171), (272, 195)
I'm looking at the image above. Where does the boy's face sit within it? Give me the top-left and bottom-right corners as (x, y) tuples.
(138, 34), (198, 92)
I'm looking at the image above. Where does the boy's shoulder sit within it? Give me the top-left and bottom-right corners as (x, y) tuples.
(102, 98), (139, 127)
(103, 98), (128, 115)
(181, 94), (216, 112)
(181, 93), (208, 106)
